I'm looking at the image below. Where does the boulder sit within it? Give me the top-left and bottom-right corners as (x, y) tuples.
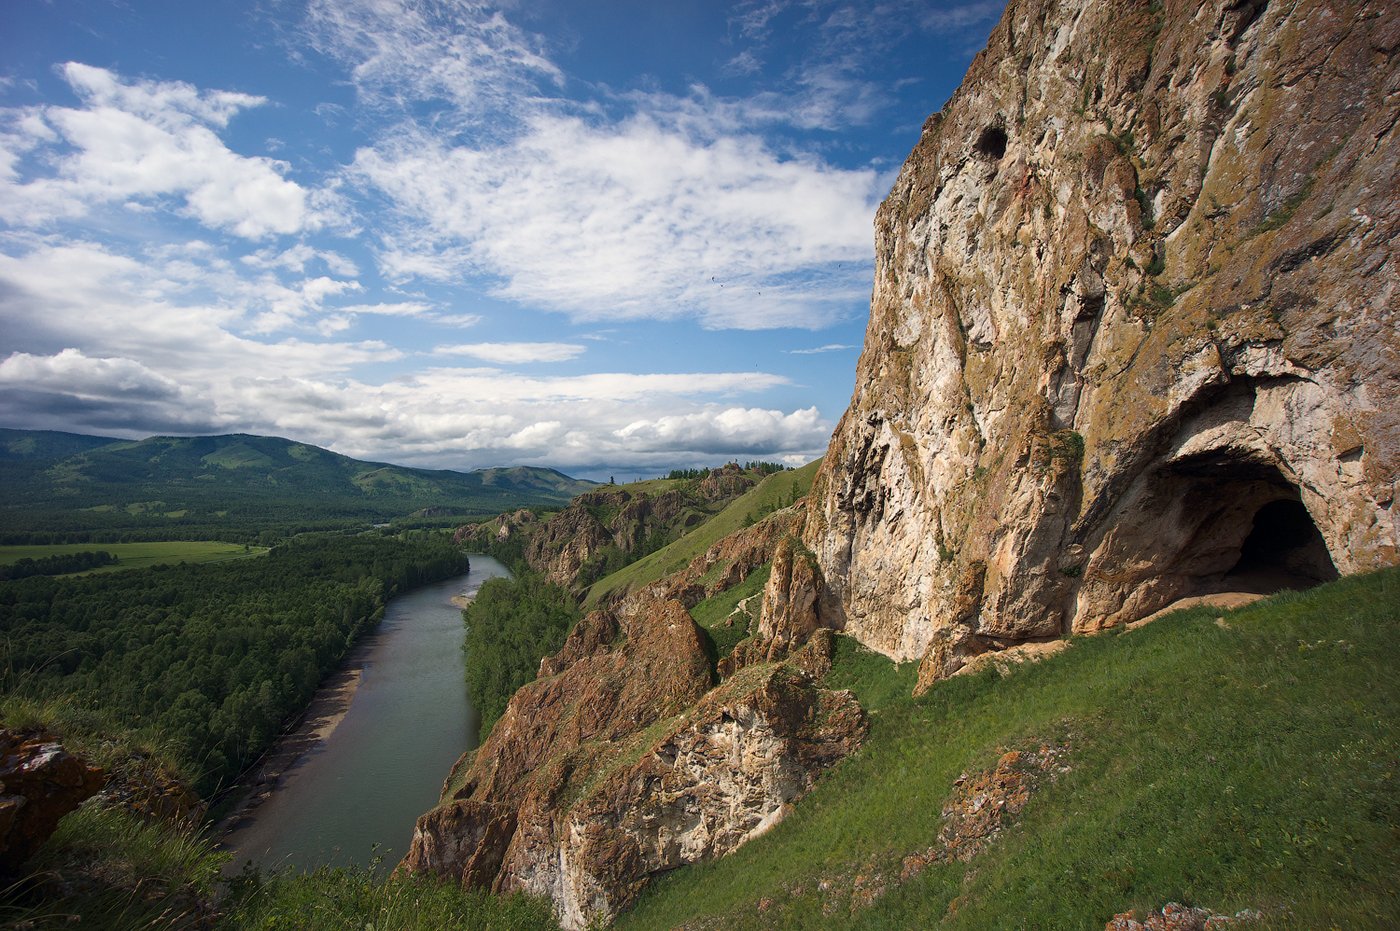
(0, 728), (105, 871)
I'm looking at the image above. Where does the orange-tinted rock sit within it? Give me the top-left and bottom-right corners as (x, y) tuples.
(403, 592), (866, 929)
(0, 728), (105, 871)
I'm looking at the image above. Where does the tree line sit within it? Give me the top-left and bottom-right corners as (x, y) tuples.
(462, 572), (579, 738)
(0, 533), (469, 796)
(0, 550), (117, 580)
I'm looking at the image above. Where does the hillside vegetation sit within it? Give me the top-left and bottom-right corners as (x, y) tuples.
(617, 568), (1400, 930)
(8, 568), (1392, 930)
(0, 429), (595, 543)
(0, 533), (469, 796)
(584, 459), (820, 607)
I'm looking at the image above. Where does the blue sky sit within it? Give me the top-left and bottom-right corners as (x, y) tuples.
(0, 0), (1004, 480)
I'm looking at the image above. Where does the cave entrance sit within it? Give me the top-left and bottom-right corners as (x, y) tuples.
(1138, 452), (1340, 601)
(1224, 497), (1338, 590)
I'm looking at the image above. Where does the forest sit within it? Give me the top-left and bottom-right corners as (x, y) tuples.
(462, 572), (579, 738)
(0, 549), (117, 580)
(0, 532), (469, 796)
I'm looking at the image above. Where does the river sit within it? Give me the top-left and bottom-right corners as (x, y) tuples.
(219, 555), (510, 874)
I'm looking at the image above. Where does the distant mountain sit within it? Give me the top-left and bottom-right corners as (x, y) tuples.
(0, 429), (596, 540)
(0, 427), (122, 462)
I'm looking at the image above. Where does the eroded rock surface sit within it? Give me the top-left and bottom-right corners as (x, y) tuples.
(0, 728), (105, 871)
(459, 467), (760, 592)
(403, 582), (865, 929)
(791, 0), (1398, 677)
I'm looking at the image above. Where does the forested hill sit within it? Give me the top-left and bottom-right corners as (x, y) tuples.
(0, 428), (596, 542)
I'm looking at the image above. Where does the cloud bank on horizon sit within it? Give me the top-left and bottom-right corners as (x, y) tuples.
(0, 0), (1003, 478)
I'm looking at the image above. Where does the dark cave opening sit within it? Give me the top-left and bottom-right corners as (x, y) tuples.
(974, 125), (1008, 160)
(1225, 497), (1339, 589)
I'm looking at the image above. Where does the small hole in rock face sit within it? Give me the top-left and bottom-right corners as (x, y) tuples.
(974, 125), (1008, 160)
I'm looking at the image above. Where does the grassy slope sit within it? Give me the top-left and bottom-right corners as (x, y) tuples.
(0, 541), (267, 574)
(618, 568), (1400, 930)
(584, 459), (821, 608)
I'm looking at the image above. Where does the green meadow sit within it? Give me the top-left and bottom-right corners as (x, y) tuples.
(0, 541), (265, 575)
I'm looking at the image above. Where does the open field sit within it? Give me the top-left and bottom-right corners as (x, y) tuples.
(0, 541), (267, 575)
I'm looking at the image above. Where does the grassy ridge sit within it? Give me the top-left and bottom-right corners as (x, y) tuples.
(618, 568), (1400, 929)
(584, 459), (821, 608)
(0, 429), (596, 542)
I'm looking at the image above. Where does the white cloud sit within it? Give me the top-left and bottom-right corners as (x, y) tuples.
(299, 0), (881, 331)
(353, 111), (880, 329)
(616, 406), (828, 455)
(337, 301), (435, 318)
(788, 343), (856, 354)
(429, 313), (485, 328)
(431, 342), (586, 364)
(0, 348), (181, 400)
(0, 63), (320, 238)
(0, 236), (826, 469)
(242, 243), (359, 277)
(302, 0), (561, 125)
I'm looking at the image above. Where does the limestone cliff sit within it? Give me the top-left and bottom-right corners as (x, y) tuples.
(404, 510), (865, 929)
(783, 0), (1397, 680)
(412, 1), (1397, 924)
(459, 464), (759, 591)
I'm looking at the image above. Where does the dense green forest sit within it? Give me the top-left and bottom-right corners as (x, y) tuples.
(0, 533), (469, 795)
(0, 428), (595, 544)
(463, 573), (579, 738)
(0, 549), (117, 580)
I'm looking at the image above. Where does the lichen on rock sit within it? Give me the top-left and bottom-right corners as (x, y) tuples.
(403, 581), (865, 929)
(785, 0), (1398, 679)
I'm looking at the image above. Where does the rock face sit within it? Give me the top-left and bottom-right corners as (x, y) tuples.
(795, 0), (1398, 677)
(402, 525), (866, 929)
(0, 728), (105, 871)
(459, 468), (759, 592)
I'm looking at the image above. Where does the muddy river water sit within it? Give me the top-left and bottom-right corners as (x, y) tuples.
(220, 555), (510, 874)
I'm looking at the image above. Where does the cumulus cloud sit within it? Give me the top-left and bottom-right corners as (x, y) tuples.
(430, 342), (586, 364)
(615, 406), (828, 455)
(0, 349), (216, 435)
(0, 348), (181, 400)
(0, 237), (827, 470)
(0, 63), (321, 238)
(352, 112), (880, 329)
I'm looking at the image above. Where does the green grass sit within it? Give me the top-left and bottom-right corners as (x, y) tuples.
(0, 540), (266, 575)
(585, 460), (821, 608)
(223, 868), (557, 931)
(617, 568), (1400, 930)
(1, 805), (558, 931)
(691, 564), (772, 670)
(1, 802), (227, 930)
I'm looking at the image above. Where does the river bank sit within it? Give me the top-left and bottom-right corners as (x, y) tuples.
(217, 557), (511, 874)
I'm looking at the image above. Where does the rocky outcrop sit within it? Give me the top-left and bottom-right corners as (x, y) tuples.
(1105, 903), (1265, 931)
(0, 728), (105, 871)
(455, 508), (538, 547)
(460, 471), (760, 591)
(790, 0), (1398, 677)
(403, 576), (865, 928)
(94, 750), (204, 826)
(499, 664), (865, 929)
